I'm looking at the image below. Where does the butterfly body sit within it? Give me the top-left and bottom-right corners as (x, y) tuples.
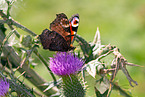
(39, 13), (79, 51)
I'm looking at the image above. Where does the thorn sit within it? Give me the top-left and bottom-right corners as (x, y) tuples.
(93, 27), (100, 44)
(96, 27), (101, 45)
(127, 63), (143, 67)
(92, 27), (101, 51)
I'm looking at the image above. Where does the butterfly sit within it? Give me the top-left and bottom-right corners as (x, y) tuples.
(39, 13), (79, 51)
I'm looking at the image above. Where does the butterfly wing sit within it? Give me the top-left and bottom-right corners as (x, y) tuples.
(39, 13), (79, 51)
(69, 14), (79, 45)
(50, 13), (71, 45)
(39, 29), (74, 51)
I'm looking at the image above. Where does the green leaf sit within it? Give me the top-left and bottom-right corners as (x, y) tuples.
(75, 34), (94, 63)
(86, 59), (102, 78)
(0, 23), (6, 35)
(20, 35), (33, 48)
(95, 87), (109, 97)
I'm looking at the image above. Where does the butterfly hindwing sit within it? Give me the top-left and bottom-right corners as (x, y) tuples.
(39, 29), (74, 51)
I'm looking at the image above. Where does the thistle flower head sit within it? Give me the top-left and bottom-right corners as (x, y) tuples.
(49, 52), (84, 76)
(0, 78), (9, 96)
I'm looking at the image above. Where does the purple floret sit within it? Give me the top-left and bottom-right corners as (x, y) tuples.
(0, 78), (9, 96)
(49, 52), (84, 76)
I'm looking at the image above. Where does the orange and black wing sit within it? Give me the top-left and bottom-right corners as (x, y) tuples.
(39, 13), (79, 51)
(39, 29), (75, 51)
(50, 13), (71, 45)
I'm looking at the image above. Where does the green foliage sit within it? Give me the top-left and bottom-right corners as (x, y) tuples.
(62, 75), (85, 97)
(20, 35), (32, 48)
(95, 87), (109, 97)
(75, 34), (94, 63)
(0, 0), (144, 96)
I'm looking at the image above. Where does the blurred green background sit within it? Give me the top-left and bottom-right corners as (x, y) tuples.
(4, 0), (145, 96)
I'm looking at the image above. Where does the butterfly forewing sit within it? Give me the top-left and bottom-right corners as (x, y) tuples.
(69, 14), (79, 45)
(50, 13), (71, 43)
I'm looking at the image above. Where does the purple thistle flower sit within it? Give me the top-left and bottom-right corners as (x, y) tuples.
(0, 78), (9, 96)
(49, 52), (84, 76)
